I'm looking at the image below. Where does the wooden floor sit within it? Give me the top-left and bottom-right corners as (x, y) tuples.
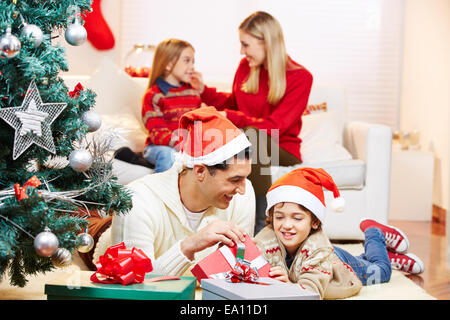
(388, 219), (450, 300)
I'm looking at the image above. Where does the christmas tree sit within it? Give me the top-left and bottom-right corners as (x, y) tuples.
(0, 0), (132, 287)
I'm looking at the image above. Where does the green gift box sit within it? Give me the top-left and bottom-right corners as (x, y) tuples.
(45, 271), (196, 300)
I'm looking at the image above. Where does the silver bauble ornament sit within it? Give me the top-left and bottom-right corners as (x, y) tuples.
(77, 233), (94, 253)
(0, 27), (21, 59)
(52, 248), (72, 268)
(69, 149), (93, 172)
(21, 23), (43, 48)
(65, 20), (87, 46)
(34, 227), (59, 257)
(81, 110), (102, 132)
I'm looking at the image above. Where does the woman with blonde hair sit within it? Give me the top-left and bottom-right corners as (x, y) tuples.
(191, 11), (313, 233)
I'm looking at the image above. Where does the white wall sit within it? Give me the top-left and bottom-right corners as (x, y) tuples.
(400, 0), (450, 210)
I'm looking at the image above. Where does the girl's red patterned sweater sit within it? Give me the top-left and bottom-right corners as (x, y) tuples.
(141, 82), (201, 149)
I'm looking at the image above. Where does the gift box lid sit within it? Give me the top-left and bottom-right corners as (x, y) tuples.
(45, 271), (196, 300)
(201, 278), (320, 300)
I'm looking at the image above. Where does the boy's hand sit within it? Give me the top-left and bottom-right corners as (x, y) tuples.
(269, 266), (289, 283)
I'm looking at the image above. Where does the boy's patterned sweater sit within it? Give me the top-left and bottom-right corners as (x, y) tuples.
(255, 227), (362, 299)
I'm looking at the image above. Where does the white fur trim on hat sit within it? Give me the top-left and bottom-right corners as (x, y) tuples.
(181, 132), (251, 168)
(266, 185), (326, 224)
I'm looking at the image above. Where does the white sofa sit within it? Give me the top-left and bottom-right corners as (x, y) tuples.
(272, 88), (393, 240)
(63, 58), (392, 240)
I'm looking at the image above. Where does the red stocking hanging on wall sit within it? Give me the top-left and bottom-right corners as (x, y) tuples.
(83, 0), (115, 50)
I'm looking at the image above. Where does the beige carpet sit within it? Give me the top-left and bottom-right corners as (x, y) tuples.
(0, 244), (436, 300)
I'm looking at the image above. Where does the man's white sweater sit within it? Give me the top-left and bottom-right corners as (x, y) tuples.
(94, 162), (255, 276)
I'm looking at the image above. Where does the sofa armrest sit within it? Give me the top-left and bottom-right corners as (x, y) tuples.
(343, 121), (392, 223)
(343, 121), (392, 175)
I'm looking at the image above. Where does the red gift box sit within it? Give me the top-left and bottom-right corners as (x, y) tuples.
(191, 234), (271, 283)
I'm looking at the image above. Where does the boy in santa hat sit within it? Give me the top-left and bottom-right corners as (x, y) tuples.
(254, 167), (424, 299)
(95, 107), (255, 276)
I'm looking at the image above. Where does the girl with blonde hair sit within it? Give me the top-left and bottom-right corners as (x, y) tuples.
(191, 11), (313, 234)
(140, 38), (202, 173)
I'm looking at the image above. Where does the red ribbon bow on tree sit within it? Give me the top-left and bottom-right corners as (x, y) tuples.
(14, 175), (42, 201)
(226, 261), (269, 285)
(90, 242), (153, 286)
(68, 82), (84, 98)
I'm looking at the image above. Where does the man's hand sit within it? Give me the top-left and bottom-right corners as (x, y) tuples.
(180, 220), (247, 261)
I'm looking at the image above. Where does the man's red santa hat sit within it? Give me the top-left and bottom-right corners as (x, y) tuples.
(266, 167), (345, 224)
(177, 107), (251, 167)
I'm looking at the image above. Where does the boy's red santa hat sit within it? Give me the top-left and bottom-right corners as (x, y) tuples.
(177, 107), (251, 167)
(266, 167), (345, 224)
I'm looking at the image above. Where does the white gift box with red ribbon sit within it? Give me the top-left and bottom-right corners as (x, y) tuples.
(191, 235), (271, 283)
(209, 245), (268, 279)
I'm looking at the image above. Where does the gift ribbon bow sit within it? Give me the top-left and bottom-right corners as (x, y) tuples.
(14, 175), (41, 201)
(210, 243), (270, 285)
(210, 244), (268, 279)
(226, 261), (268, 285)
(68, 82), (84, 98)
(90, 242), (153, 286)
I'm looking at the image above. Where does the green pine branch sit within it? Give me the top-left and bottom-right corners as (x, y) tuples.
(0, 0), (132, 286)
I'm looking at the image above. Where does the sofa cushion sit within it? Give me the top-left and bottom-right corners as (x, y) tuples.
(303, 102), (327, 115)
(101, 114), (147, 152)
(307, 86), (347, 138)
(300, 111), (353, 163)
(89, 57), (147, 119)
(271, 159), (365, 190)
(112, 159), (153, 185)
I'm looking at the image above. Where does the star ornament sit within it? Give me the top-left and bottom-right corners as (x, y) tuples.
(0, 80), (67, 160)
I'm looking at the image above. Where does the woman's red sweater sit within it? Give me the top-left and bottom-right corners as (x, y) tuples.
(201, 58), (313, 161)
